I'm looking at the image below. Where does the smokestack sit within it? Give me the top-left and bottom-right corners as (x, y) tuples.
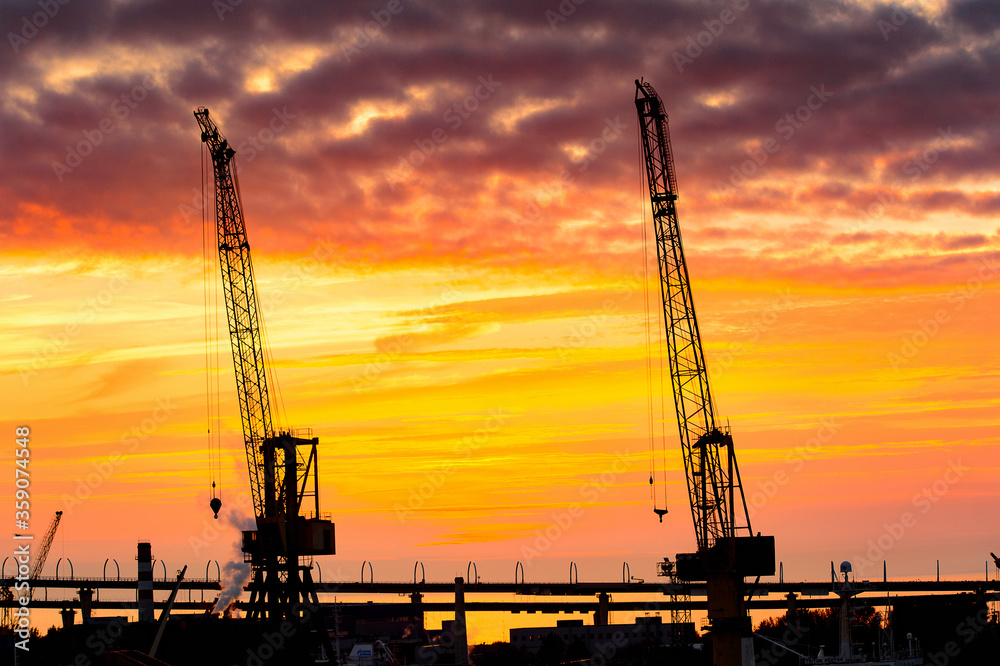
(454, 577), (468, 666)
(137, 542), (154, 622)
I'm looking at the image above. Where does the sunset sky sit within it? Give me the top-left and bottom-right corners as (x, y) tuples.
(2, 0), (998, 643)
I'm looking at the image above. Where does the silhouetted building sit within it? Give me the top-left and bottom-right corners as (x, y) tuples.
(511, 616), (696, 653)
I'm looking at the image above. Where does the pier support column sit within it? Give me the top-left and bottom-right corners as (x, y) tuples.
(595, 592), (610, 626)
(77, 588), (93, 623)
(454, 577), (468, 665)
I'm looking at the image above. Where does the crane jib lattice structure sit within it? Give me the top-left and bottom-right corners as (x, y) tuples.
(194, 109), (334, 653)
(635, 80), (775, 666)
(2, 511), (62, 630)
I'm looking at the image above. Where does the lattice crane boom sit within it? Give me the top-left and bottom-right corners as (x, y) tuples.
(30, 511), (62, 585)
(194, 107), (276, 522)
(634, 80), (750, 550)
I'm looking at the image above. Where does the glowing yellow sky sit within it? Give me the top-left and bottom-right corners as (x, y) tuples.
(2, 0), (998, 645)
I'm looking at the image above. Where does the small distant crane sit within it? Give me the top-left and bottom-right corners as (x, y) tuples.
(2, 511), (63, 629)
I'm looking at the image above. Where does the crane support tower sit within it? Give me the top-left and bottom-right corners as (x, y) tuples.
(634, 80), (774, 666)
(194, 109), (334, 639)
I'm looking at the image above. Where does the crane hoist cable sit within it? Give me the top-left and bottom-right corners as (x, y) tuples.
(202, 141), (216, 507)
(656, 262), (670, 514)
(652, 196), (671, 514)
(639, 127), (670, 520)
(203, 141), (225, 517)
(212, 156), (224, 503)
(641, 145), (655, 505)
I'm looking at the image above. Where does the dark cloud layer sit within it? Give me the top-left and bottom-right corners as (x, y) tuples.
(0, 0), (996, 276)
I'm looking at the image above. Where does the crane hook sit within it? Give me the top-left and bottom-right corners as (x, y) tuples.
(210, 482), (222, 519)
